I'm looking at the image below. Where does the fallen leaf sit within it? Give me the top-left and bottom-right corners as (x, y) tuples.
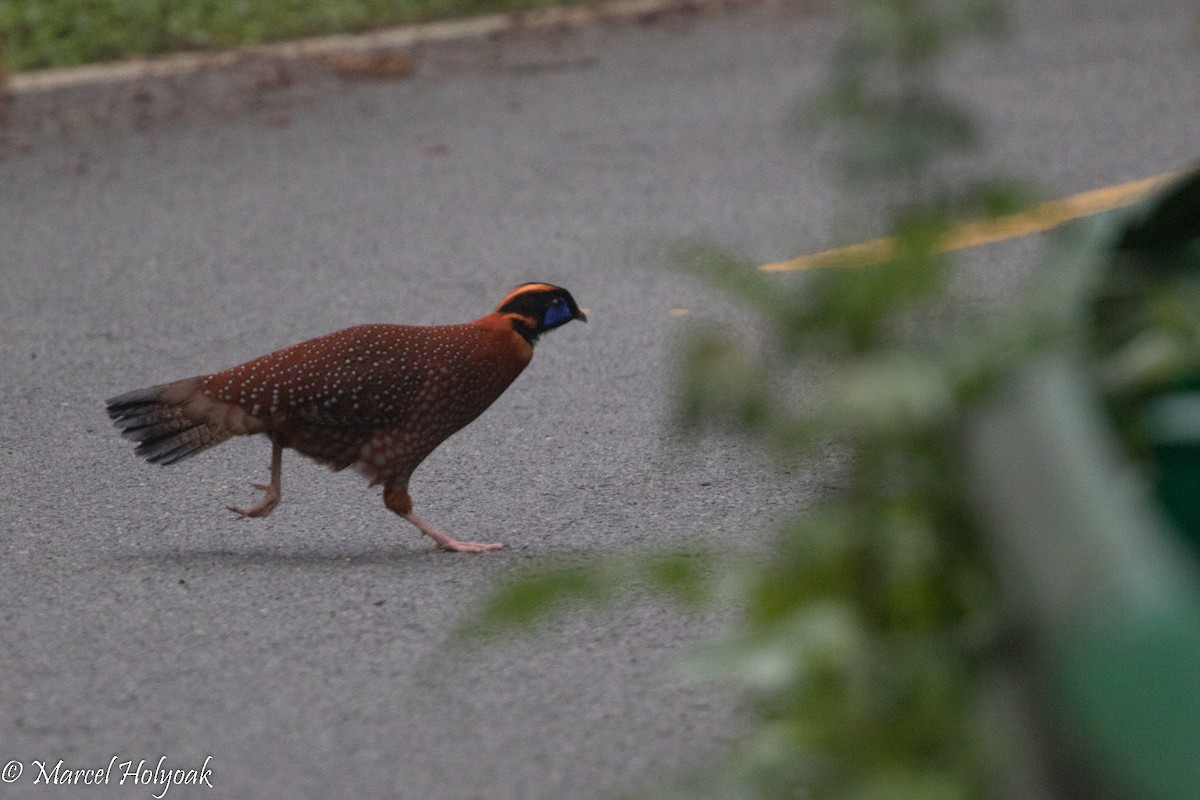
(315, 51), (415, 82)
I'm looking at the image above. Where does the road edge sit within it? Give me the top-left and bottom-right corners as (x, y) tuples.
(7, 0), (764, 95)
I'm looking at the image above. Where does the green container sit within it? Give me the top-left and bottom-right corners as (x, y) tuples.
(1143, 391), (1200, 551)
(966, 167), (1200, 800)
(967, 357), (1200, 800)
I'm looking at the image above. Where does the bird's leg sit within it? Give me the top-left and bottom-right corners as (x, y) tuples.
(228, 440), (283, 518)
(403, 511), (505, 553)
(383, 486), (503, 552)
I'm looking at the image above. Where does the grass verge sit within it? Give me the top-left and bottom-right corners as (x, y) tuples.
(0, 0), (590, 72)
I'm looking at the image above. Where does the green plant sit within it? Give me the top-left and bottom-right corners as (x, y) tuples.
(0, 0), (588, 71)
(465, 1), (1067, 798)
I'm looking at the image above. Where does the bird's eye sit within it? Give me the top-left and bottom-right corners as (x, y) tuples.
(541, 296), (574, 328)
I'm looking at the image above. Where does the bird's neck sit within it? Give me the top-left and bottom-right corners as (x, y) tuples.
(480, 311), (541, 345)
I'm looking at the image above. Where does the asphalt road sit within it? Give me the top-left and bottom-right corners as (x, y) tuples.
(2, 1), (1199, 798)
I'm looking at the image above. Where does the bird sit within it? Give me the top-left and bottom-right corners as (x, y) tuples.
(105, 283), (586, 552)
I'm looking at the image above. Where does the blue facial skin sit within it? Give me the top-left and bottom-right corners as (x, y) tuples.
(542, 299), (575, 329)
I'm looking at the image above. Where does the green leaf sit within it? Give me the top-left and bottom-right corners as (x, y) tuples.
(819, 354), (957, 435)
(460, 564), (614, 639)
(638, 551), (715, 607)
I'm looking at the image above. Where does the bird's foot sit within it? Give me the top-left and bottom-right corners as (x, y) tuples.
(228, 483), (280, 518)
(432, 536), (505, 553)
(400, 511), (504, 553)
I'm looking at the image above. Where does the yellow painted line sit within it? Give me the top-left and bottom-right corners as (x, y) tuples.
(760, 171), (1179, 272)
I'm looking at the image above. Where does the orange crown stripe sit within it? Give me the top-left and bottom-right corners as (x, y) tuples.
(494, 283), (560, 309)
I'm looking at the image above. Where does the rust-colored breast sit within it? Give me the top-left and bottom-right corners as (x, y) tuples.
(201, 318), (533, 483)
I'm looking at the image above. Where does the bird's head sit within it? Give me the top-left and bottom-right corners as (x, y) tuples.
(495, 283), (587, 343)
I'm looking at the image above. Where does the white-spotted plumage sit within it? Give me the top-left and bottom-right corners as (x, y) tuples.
(106, 284), (586, 552)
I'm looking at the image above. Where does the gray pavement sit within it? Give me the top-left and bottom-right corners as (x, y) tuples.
(1, 1), (1199, 797)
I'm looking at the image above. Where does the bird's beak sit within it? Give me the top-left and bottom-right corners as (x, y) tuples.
(576, 308), (589, 323)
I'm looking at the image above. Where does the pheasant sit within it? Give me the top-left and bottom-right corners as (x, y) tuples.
(106, 283), (586, 552)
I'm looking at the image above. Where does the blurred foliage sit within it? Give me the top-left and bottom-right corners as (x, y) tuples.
(1093, 171), (1200, 405)
(803, 0), (1004, 187)
(1089, 168), (1200, 546)
(468, 1), (1069, 799)
(0, 0), (586, 71)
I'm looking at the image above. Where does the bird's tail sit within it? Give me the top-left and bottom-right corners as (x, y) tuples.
(105, 376), (237, 465)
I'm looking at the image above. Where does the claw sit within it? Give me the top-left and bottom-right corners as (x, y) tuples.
(432, 538), (505, 553)
(229, 442), (282, 518)
(227, 483), (280, 518)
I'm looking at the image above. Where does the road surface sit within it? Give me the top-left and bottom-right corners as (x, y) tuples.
(1, 1), (1198, 797)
